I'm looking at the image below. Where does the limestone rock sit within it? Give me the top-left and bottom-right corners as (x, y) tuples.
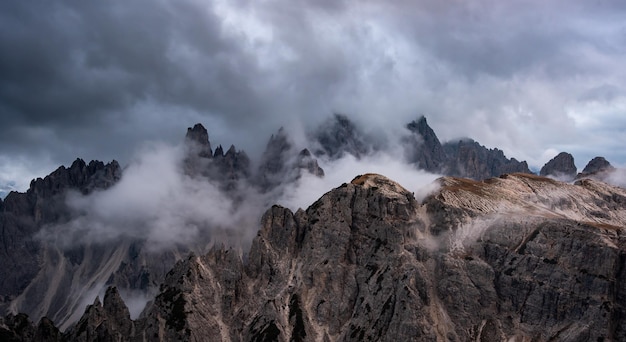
(540, 152), (577, 180)
(257, 128), (325, 192)
(403, 116), (531, 179)
(0, 314), (60, 342)
(576, 156), (616, 181)
(0, 159), (121, 326)
(313, 114), (370, 159)
(129, 173), (626, 341)
(14, 172), (626, 341)
(64, 287), (133, 341)
(582, 156), (613, 174)
(443, 139), (532, 180)
(404, 116), (447, 172)
(185, 123), (212, 159)
(296, 148), (324, 178)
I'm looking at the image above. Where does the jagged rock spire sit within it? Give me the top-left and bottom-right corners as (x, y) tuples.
(257, 128), (325, 192)
(404, 116), (447, 172)
(582, 156), (613, 174)
(540, 152), (577, 180)
(313, 114), (369, 159)
(185, 123), (212, 158)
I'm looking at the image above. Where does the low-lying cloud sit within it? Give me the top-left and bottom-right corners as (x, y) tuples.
(37, 142), (261, 251)
(37, 137), (442, 252)
(276, 152), (441, 212)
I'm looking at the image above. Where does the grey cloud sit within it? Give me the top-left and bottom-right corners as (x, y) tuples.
(2, 0), (626, 189)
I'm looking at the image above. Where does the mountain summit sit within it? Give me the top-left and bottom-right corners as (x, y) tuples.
(4, 172), (626, 341)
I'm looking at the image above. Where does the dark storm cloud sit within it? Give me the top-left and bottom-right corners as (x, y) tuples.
(2, 0), (626, 192)
(0, 1), (295, 163)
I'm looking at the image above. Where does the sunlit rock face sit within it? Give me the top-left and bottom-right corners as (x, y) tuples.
(7, 172), (619, 341)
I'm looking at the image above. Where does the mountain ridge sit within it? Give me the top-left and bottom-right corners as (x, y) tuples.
(1, 116), (625, 337)
(3, 172), (625, 341)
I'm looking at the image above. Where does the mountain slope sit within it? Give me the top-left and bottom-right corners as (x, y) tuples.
(8, 172), (622, 341)
(404, 116), (532, 179)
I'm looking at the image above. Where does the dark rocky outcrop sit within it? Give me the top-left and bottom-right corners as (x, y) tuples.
(5, 120), (624, 341)
(213, 145), (251, 191)
(582, 156), (614, 175)
(257, 128), (324, 192)
(404, 116), (447, 173)
(0, 313), (61, 341)
(185, 123), (212, 159)
(184, 123), (251, 191)
(64, 287), (133, 341)
(312, 114), (370, 159)
(404, 116), (532, 179)
(443, 139), (531, 180)
(33, 172), (626, 341)
(0, 159), (122, 326)
(540, 152), (577, 180)
(183, 123), (251, 191)
(296, 148), (324, 178)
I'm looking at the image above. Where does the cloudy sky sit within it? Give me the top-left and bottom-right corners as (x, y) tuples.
(1, 0), (625, 196)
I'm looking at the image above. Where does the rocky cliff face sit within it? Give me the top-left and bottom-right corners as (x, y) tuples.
(5, 119), (623, 341)
(404, 117), (447, 173)
(184, 123), (251, 191)
(442, 139), (531, 180)
(540, 152), (577, 180)
(0, 159), (122, 325)
(257, 128), (324, 192)
(583, 156), (613, 174)
(312, 114), (371, 159)
(0, 123), (326, 332)
(577, 156), (615, 180)
(8, 172), (624, 341)
(402, 116), (531, 179)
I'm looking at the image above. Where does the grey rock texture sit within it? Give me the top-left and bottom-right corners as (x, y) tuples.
(313, 114), (371, 159)
(185, 123), (213, 158)
(583, 156), (613, 173)
(36, 172), (626, 341)
(579, 156), (615, 178)
(0, 159), (122, 325)
(540, 152), (577, 180)
(0, 313), (60, 341)
(404, 116), (447, 173)
(64, 287), (133, 341)
(3, 121), (624, 341)
(183, 123), (251, 191)
(257, 128), (325, 192)
(296, 148), (324, 178)
(442, 139), (531, 180)
(403, 116), (532, 179)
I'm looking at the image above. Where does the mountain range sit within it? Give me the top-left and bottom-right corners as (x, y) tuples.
(1, 116), (625, 341)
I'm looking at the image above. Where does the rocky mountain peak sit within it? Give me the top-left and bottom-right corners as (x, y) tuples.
(406, 115), (431, 134)
(183, 123), (252, 190)
(432, 173), (626, 225)
(539, 152), (577, 180)
(442, 139), (532, 180)
(402, 116), (531, 179)
(63, 286), (133, 341)
(27, 158), (122, 198)
(404, 116), (447, 172)
(213, 145), (224, 157)
(313, 114), (369, 159)
(582, 156), (614, 174)
(257, 129), (324, 192)
(296, 148), (324, 177)
(185, 123), (212, 158)
(350, 173), (412, 199)
(4, 172), (626, 341)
